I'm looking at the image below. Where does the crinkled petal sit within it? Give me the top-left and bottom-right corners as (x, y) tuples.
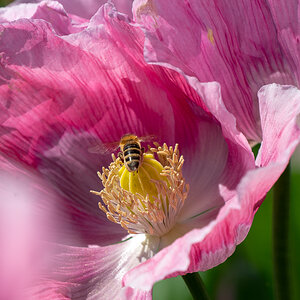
(133, 0), (295, 141)
(122, 83), (300, 294)
(267, 0), (300, 85)
(12, 0), (133, 19)
(57, 0), (134, 19)
(0, 17), (131, 245)
(0, 4), (242, 246)
(122, 151), (293, 293)
(178, 81), (255, 221)
(121, 287), (152, 300)
(33, 235), (157, 299)
(1, 0), (86, 34)
(256, 84), (300, 166)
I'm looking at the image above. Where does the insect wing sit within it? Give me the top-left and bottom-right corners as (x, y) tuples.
(88, 141), (119, 154)
(139, 134), (157, 143)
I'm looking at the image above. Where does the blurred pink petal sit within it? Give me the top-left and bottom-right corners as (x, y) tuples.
(1, 0), (87, 33)
(56, 0), (134, 19)
(11, 0), (133, 19)
(32, 235), (155, 299)
(0, 1), (299, 299)
(0, 162), (60, 300)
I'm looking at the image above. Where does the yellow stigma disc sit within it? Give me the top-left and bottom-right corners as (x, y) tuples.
(119, 153), (167, 202)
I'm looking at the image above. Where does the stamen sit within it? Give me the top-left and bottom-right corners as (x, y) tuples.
(91, 142), (189, 237)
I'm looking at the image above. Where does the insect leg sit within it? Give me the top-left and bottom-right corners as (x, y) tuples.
(118, 151), (124, 162)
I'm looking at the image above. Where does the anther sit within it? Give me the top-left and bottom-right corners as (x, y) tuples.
(91, 141), (188, 237)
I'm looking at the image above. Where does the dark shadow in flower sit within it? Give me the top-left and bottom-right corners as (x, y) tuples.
(37, 130), (127, 247)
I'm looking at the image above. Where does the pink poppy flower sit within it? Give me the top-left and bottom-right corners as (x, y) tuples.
(0, 1), (299, 299)
(132, 0), (300, 144)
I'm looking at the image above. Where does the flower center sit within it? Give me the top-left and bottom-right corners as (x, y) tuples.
(91, 143), (189, 236)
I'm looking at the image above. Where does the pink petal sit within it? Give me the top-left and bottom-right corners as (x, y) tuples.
(122, 83), (300, 293)
(179, 81), (255, 220)
(38, 131), (128, 246)
(267, 0), (300, 84)
(12, 0), (133, 19)
(122, 144), (296, 293)
(133, 0), (295, 141)
(57, 0), (134, 19)
(256, 84), (300, 167)
(0, 4), (240, 246)
(0, 166), (60, 300)
(1, 1), (85, 34)
(122, 287), (152, 300)
(33, 235), (156, 299)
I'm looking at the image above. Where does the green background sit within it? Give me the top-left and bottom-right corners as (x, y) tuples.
(0, 0), (12, 7)
(1, 1), (299, 299)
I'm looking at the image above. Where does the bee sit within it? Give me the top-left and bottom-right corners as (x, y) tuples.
(118, 134), (144, 172)
(89, 134), (155, 172)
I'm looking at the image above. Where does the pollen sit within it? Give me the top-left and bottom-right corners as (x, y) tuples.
(207, 28), (215, 45)
(91, 143), (189, 236)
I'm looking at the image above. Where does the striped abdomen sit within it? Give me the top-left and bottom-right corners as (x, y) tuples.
(123, 142), (142, 172)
